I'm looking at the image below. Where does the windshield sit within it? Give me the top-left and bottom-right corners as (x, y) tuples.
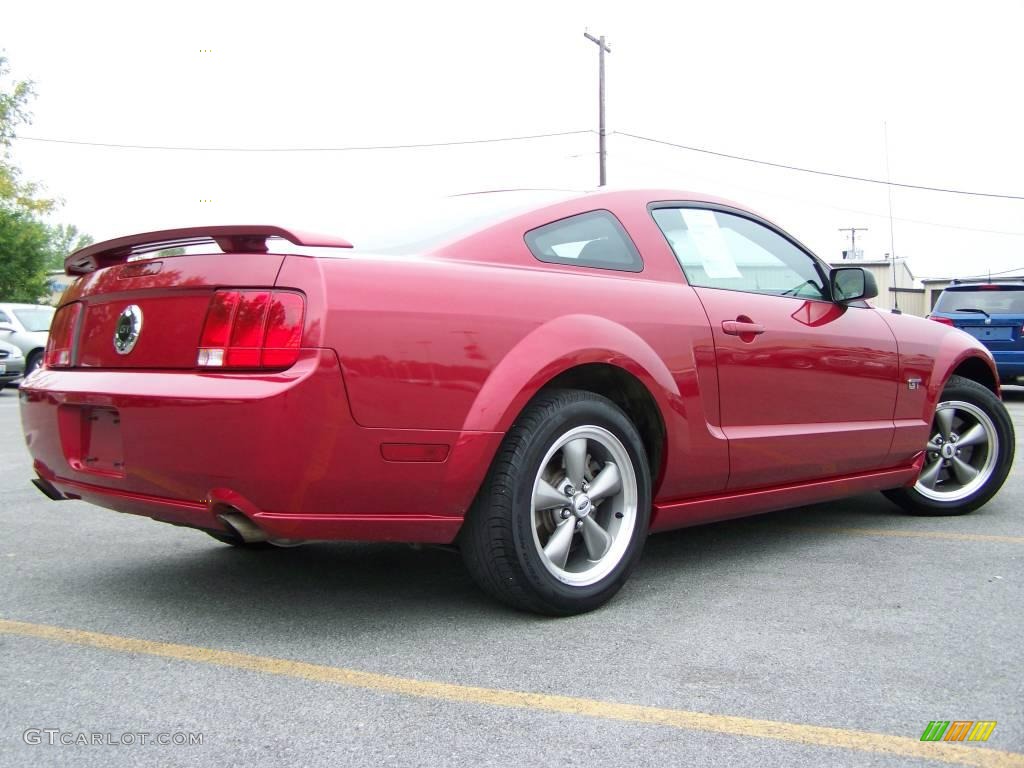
(12, 306), (56, 332)
(934, 287), (1024, 315)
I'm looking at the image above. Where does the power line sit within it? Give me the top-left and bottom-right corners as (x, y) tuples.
(615, 131), (1024, 201)
(933, 264), (1024, 280)
(612, 149), (1024, 236)
(856, 210), (1024, 237)
(14, 129), (595, 153)
(20, 125), (1024, 202)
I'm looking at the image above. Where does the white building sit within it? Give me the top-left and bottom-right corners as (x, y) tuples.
(828, 256), (927, 315)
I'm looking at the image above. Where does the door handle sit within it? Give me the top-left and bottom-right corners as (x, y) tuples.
(722, 319), (765, 337)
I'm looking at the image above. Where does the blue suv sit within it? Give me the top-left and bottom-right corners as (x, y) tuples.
(929, 282), (1024, 384)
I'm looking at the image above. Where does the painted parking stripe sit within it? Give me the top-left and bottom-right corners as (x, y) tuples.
(786, 527), (1024, 544)
(1, 619), (1022, 768)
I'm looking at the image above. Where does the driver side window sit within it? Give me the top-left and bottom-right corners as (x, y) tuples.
(651, 207), (827, 300)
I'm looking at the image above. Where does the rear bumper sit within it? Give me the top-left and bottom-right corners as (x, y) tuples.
(991, 350), (1024, 378)
(19, 350), (502, 543)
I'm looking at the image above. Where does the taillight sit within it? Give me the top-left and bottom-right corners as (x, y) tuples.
(44, 302), (83, 368)
(927, 315), (955, 326)
(261, 293), (305, 367)
(197, 290), (305, 369)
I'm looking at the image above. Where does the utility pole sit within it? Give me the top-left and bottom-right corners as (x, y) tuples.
(838, 227), (868, 260)
(584, 32), (611, 186)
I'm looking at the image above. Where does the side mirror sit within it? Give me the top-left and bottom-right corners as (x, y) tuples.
(830, 267), (878, 303)
(0, 324), (16, 334)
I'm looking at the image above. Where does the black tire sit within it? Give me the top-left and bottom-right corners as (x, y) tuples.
(25, 350), (43, 376)
(460, 389), (651, 615)
(884, 375), (1015, 516)
(204, 530), (275, 549)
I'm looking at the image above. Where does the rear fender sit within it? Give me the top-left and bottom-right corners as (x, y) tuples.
(461, 314), (680, 434)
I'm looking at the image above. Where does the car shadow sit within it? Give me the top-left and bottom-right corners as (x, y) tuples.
(79, 491), (914, 632)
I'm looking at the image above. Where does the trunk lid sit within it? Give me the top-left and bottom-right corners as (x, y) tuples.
(68, 253), (284, 368)
(57, 225), (352, 370)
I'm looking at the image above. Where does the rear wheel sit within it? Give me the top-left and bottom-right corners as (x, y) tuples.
(884, 376), (1014, 515)
(460, 389), (651, 615)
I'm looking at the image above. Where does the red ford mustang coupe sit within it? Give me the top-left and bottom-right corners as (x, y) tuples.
(19, 189), (1015, 614)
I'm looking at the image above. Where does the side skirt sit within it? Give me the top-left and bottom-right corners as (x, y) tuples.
(650, 459), (923, 533)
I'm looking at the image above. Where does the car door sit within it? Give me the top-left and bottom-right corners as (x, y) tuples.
(650, 204), (900, 489)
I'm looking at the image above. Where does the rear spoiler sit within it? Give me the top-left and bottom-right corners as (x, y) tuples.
(65, 225), (354, 275)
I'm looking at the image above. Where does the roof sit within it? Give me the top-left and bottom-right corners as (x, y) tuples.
(829, 259), (898, 266)
(62, 188), (771, 274)
(920, 275), (1024, 283)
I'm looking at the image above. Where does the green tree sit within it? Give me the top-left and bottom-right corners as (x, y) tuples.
(0, 54), (92, 302)
(0, 207), (50, 301)
(0, 56), (52, 214)
(45, 223), (94, 270)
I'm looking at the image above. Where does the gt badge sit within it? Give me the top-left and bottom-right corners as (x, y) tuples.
(113, 305), (143, 355)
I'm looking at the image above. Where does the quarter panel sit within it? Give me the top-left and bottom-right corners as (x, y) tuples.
(313, 255), (728, 500)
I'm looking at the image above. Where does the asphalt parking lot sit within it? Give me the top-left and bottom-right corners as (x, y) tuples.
(1, 385), (1021, 768)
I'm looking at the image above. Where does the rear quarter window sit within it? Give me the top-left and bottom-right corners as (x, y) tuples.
(524, 210), (643, 272)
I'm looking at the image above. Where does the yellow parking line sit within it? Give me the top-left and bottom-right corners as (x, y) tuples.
(1, 619), (1022, 768)
(787, 527), (1024, 544)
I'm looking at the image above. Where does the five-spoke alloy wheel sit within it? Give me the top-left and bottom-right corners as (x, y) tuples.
(461, 389), (651, 615)
(885, 375), (1014, 516)
(915, 400), (998, 502)
(531, 425), (638, 587)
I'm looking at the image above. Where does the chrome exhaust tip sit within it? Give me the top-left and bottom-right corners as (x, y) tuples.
(32, 477), (66, 501)
(216, 511), (269, 544)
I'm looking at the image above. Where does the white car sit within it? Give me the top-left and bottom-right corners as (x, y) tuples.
(0, 338), (26, 387)
(0, 303), (56, 377)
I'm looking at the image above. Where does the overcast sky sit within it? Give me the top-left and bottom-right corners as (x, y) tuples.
(4, 0), (1023, 278)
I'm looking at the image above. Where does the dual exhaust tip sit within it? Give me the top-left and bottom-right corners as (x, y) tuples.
(30, 477), (303, 548)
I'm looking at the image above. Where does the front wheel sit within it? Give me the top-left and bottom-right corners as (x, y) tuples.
(884, 375), (1015, 516)
(460, 389), (651, 615)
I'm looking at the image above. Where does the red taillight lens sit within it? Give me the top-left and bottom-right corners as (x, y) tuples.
(197, 290), (304, 369)
(927, 315), (955, 326)
(198, 291), (240, 348)
(44, 302), (83, 368)
(225, 291), (269, 367)
(261, 292), (304, 368)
